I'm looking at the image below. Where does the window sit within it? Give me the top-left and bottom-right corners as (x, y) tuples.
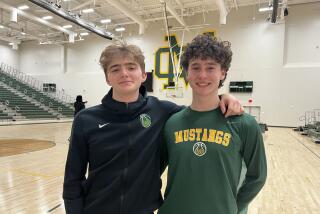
(43, 83), (56, 93)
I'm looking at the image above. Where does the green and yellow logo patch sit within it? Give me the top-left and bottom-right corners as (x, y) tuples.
(140, 114), (152, 128)
(193, 142), (207, 157)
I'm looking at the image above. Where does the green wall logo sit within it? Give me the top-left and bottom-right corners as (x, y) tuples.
(154, 32), (215, 89)
(140, 114), (152, 128)
(154, 35), (188, 89)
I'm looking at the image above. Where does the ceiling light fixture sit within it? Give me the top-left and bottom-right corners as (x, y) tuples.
(80, 32), (89, 36)
(115, 27), (125, 32)
(42, 16), (53, 20)
(18, 5), (30, 10)
(259, 7), (273, 12)
(63, 24), (72, 28)
(10, 9), (18, 22)
(100, 19), (111, 24)
(82, 8), (94, 13)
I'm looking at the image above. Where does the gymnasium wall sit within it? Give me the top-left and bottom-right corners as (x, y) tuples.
(0, 40), (19, 69)
(19, 40), (110, 104)
(16, 2), (320, 127)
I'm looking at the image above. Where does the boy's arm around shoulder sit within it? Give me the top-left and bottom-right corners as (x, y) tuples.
(157, 98), (184, 115)
(219, 93), (244, 117)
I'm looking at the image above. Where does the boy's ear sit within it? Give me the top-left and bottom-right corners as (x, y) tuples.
(104, 71), (111, 85)
(221, 69), (226, 80)
(141, 71), (147, 83)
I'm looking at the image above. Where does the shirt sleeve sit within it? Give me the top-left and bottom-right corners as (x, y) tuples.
(63, 115), (88, 214)
(236, 115), (267, 213)
(159, 130), (169, 175)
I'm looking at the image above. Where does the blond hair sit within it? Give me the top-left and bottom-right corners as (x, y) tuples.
(99, 44), (145, 73)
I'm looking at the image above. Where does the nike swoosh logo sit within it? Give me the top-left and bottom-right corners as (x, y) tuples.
(99, 123), (109, 128)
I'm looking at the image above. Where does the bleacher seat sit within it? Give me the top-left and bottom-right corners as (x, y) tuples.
(0, 70), (74, 118)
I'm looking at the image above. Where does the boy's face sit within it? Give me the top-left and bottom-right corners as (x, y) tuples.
(187, 58), (226, 98)
(105, 57), (146, 101)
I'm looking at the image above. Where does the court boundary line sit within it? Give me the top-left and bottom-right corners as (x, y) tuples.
(288, 130), (320, 160)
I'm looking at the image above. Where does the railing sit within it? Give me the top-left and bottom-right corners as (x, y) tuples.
(0, 100), (18, 119)
(299, 109), (320, 127)
(0, 62), (74, 105)
(0, 98), (61, 120)
(0, 84), (65, 118)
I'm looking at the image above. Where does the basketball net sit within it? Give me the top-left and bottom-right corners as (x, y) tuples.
(162, 1), (184, 98)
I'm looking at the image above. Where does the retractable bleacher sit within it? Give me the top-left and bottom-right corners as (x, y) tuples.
(294, 110), (320, 144)
(0, 63), (74, 121)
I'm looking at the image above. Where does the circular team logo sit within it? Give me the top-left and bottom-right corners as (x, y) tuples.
(140, 114), (152, 128)
(193, 142), (207, 157)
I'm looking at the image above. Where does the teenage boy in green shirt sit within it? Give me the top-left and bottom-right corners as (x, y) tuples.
(159, 35), (267, 214)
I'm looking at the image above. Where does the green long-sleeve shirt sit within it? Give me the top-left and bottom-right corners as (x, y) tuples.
(159, 107), (267, 214)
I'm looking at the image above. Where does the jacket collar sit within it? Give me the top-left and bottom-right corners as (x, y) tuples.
(101, 86), (147, 116)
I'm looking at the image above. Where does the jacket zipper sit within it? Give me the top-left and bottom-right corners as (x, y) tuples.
(120, 167), (127, 214)
(120, 103), (131, 214)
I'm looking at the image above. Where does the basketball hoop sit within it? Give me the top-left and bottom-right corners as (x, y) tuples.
(165, 86), (184, 98)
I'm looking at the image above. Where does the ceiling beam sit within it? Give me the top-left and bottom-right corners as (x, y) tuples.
(162, 0), (188, 28)
(106, 0), (147, 34)
(0, 35), (20, 44)
(174, 0), (184, 9)
(212, 0), (228, 24)
(233, 0), (239, 10)
(0, 23), (42, 41)
(0, 1), (76, 36)
(71, 0), (94, 11)
(28, 0), (112, 40)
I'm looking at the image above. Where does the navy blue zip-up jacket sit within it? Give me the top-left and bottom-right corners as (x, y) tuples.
(63, 86), (181, 214)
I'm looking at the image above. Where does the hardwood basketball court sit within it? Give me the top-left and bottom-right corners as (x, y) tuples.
(0, 123), (319, 213)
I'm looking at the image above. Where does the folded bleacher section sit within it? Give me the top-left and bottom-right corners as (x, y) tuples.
(0, 84), (57, 119)
(0, 108), (12, 120)
(0, 63), (74, 121)
(294, 109), (320, 144)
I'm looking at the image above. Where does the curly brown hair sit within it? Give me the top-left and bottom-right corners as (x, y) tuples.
(181, 35), (232, 88)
